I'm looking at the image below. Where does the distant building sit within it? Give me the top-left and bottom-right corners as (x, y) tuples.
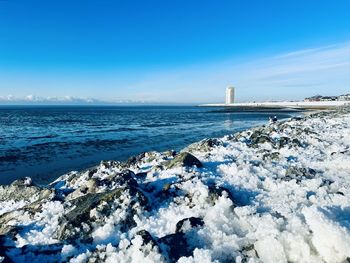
(226, 86), (235, 104)
(304, 95), (322, 102)
(305, 93), (350, 102)
(339, 94), (350, 101)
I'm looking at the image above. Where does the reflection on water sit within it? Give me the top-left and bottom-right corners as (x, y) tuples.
(0, 106), (295, 185)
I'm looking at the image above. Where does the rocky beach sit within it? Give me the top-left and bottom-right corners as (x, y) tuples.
(1, 107), (350, 263)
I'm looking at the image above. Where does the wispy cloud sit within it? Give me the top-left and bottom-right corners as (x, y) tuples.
(1, 41), (350, 104)
(122, 41), (350, 103)
(0, 95), (152, 105)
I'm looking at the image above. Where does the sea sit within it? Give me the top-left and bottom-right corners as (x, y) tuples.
(0, 105), (298, 185)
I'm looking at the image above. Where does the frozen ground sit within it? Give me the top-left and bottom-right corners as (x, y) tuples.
(1, 107), (350, 263)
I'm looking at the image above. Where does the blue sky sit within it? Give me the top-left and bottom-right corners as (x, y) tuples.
(1, 0), (350, 104)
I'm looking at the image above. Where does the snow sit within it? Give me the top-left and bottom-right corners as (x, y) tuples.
(202, 100), (350, 109)
(1, 108), (350, 262)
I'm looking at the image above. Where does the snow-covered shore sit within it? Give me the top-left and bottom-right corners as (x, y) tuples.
(201, 100), (350, 109)
(1, 107), (350, 263)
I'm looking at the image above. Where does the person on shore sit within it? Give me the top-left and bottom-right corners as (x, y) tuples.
(269, 115), (278, 124)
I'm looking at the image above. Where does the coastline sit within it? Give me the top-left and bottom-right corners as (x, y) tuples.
(1, 106), (350, 262)
(200, 100), (350, 110)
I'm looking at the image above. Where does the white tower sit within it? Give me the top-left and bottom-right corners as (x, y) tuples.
(226, 86), (235, 104)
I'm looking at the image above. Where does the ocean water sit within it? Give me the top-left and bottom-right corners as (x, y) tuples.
(0, 106), (296, 185)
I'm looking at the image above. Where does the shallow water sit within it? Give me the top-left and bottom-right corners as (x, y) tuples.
(0, 105), (296, 185)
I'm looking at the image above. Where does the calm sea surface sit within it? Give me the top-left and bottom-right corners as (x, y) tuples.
(0, 106), (296, 185)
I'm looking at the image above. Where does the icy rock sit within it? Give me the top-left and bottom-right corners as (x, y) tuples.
(284, 166), (317, 182)
(278, 137), (291, 148)
(125, 152), (147, 167)
(184, 138), (222, 153)
(159, 232), (193, 261)
(175, 217), (204, 233)
(163, 150), (177, 158)
(164, 152), (203, 169)
(101, 170), (138, 188)
(56, 186), (147, 242)
(263, 151), (280, 160)
(136, 230), (158, 248)
(0, 177), (42, 202)
(249, 130), (272, 146)
(100, 160), (123, 170)
(207, 184), (236, 206)
(158, 218), (206, 261)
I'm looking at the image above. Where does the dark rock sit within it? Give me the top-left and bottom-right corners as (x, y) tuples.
(291, 138), (306, 148)
(207, 184), (236, 206)
(278, 137), (291, 148)
(135, 172), (148, 179)
(185, 138), (222, 153)
(136, 230), (158, 248)
(175, 217), (204, 233)
(320, 179), (335, 187)
(158, 217), (205, 261)
(87, 168), (98, 178)
(0, 251), (13, 263)
(125, 152), (146, 167)
(284, 167), (317, 182)
(249, 130), (272, 146)
(159, 232), (192, 261)
(164, 152), (203, 169)
(56, 186), (147, 242)
(263, 152), (280, 161)
(163, 150), (177, 158)
(100, 160), (122, 170)
(291, 116), (303, 121)
(153, 182), (182, 203)
(102, 170), (138, 188)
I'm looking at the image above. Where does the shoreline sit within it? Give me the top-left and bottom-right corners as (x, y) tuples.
(1, 106), (350, 262)
(200, 100), (350, 110)
(0, 108), (297, 186)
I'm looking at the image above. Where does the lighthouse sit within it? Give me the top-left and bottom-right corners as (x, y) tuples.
(226, 86), (235, 104)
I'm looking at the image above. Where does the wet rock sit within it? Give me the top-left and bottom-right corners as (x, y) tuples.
(164, 152), (203, 169)
(175, 217), (204, 233)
